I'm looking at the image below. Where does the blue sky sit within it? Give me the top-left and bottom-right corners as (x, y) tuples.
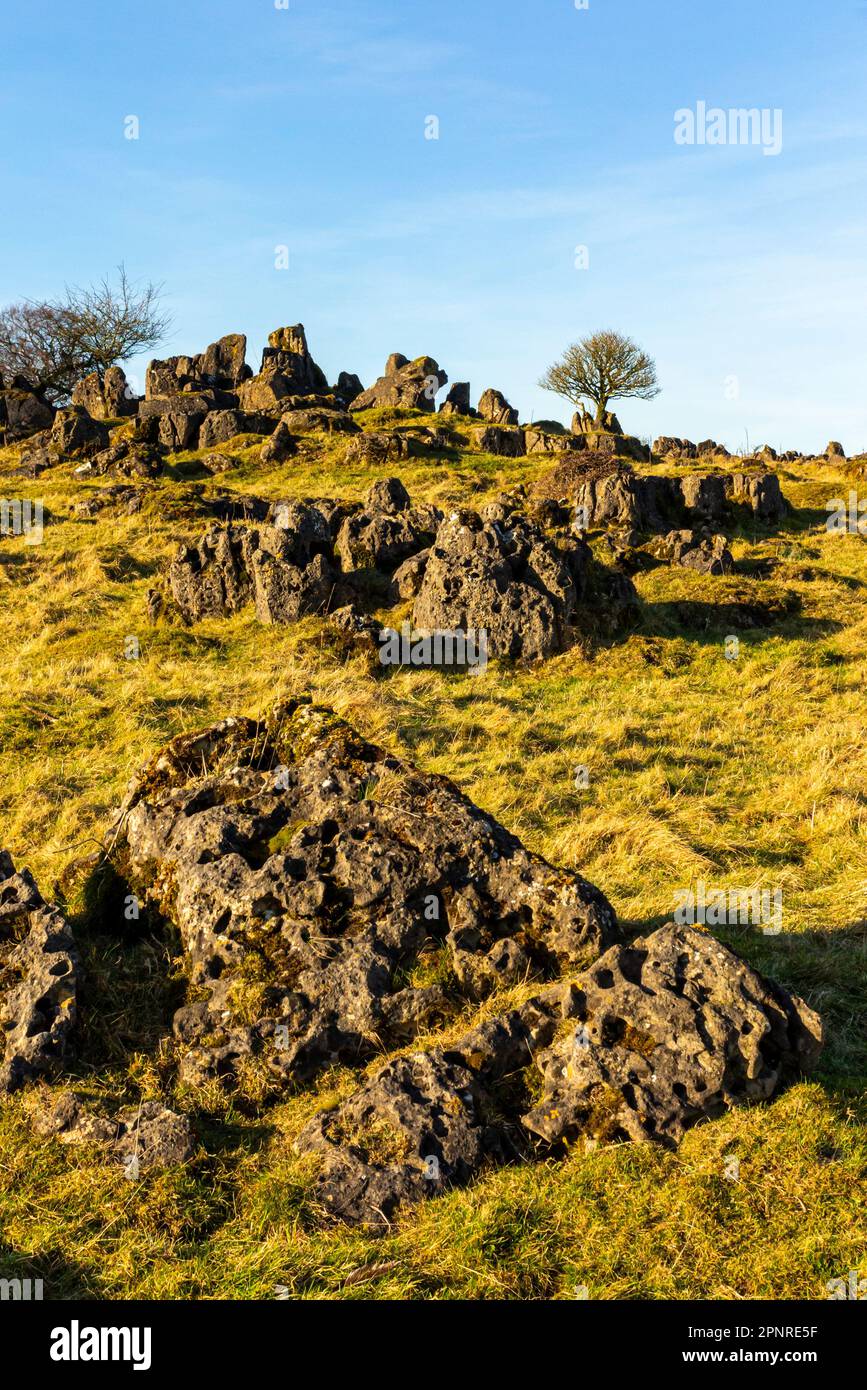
(2, 0), (867, 453)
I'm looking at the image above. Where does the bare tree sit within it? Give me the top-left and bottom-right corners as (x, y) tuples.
(539, 330), (660, 425)
(0, 266), (170, 404)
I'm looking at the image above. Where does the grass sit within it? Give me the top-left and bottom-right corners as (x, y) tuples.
(0, 419), (865, 1299)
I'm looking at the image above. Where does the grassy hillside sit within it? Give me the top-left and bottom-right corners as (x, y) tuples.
(0, 418), (865, 1300)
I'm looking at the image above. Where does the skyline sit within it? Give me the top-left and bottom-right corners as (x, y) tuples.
(3, 0), (867, 452)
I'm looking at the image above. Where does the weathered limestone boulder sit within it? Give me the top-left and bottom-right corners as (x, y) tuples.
(295, 1003), (556, 1224)
(524, 923), (823, 1149)
(36, 1094), (196, 1170)
(91, 440), (165, 479)
(334, 479), (441, 573)
(439, 382), (472, 417)
(50, 406), (110, 458)
(470, 424), (525, 457)
(333, 372), (364, 408)
(653, 436), (698, 459)
(260, 324), (329, 396)
(294, 919), (822, 1222)
(259, 420), (297, 463)
(145, 334), (250, 398)
(391, 549), (430, 599)
(727, 471), (786, 523)
(110, 700), (619, 1090)
(651, 529), (734, 575)
(138, 392), (224, 451)
(349, 356), (447, 414)
(571, 466), (680, 532)
(477, 388), (518, 426)
(72, 365), (136, 419)
(758, 444), (778, 462)
(572, 407), (622, 435)
(160, 506), (338, 626)
(236, 368), (290, 413)
(697, 438), (729, 457)
(0, 375), (55, 442)
(679, 473), (728, 523)
(523, 429), (572, 455)
(412, 508), (637, 660)
(198, 409), (275, 449)
(0, 852), (78, 1093)
(825, 440), (846, 460)
(279, 407), (358, 435)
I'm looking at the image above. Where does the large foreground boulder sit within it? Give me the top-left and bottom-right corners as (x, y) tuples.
(112, 700), (619, 1089)
(0, 852), (78, 1093)
(295, 921), (822, 1223)
(412, 507), (638, 659)
(524, 923), (823, 1149)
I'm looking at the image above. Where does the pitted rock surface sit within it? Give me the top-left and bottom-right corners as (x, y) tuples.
(0, 852), (78, 1093)
(335, 479), (441, 573)
(349, 356), (447, 413)
(299, 922), (822, 1221)
(412, 508), (638, 660)
(523, 923), (823, 1150)
(111, 701), (619, 1088)
(295, 1001), (556, 1224)
(162, 504), (337, 624)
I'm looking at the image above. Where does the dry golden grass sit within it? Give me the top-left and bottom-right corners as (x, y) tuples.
(0, 426), (865, 1299)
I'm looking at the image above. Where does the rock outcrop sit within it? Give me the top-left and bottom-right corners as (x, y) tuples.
(111, 700), (619, 1090)
(161, 504), (338, 625)
(0, 852), (78, 1093)
(477, 388), (519, 426)
(72, 366), (136, 419)
(0, 375), (55, 442)
(145, 334), (251, 398)
(260, 325), (329, 396)
(334, 478), (441, 573)
(349, 356), (447, 413)
(412, 506), (639, 660)
(295, 920), (822, 1223)
(524, 923), (823, 1149)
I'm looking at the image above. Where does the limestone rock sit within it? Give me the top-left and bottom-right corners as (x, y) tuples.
(162, 506), (337, 626)
(412, 507), (637, 660)
(145, 334), (250, 399)
(349, 356), (447, 414)
(260, 420), (297, 463)
(333, 372), (364, 408)
(0, 852), (78, 1093)
(652, 529), (734, 575)
(470, 425), (525, 457)
(260, 324), (329, 396)
(50, 406), (110, 459)
(110, 701), (619, 1091)
(335, 481), (441, 573)
(439, 382), (472, 417)
(523, 923), (823, 1150)
(477, 388), (518, 426)
(0, 376), (55, 442)
(72, 366), (136, 419)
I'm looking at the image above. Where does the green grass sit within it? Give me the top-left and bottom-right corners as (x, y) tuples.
(0, 421), (865, 1299)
